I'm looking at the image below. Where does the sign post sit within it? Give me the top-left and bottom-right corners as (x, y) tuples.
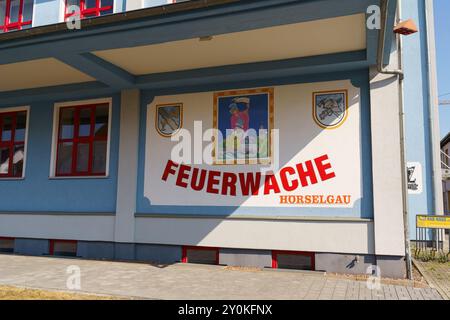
(416, 215), (450, 253)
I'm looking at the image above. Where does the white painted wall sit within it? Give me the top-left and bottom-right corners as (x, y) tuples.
(145, 80), (363, 209)
(0, 214), (115, 241)
(135, 217), (374, 254)
(32, 0), (64, 27)
(114, 90), (140, 243)
(369, 67), (405, 257)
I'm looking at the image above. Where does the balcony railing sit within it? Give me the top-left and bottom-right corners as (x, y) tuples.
(441, 150), (450, 180)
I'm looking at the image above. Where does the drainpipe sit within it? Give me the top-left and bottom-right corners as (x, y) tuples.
(378, 0), (404, 79)
(378, 0), (413, 280)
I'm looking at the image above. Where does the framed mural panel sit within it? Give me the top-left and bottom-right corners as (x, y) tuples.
(213, 88), (274, 165)
(155, 103), (183, 137)
(312, 90), (348, 129)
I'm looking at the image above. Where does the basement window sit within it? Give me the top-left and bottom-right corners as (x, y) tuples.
(182, 246), (219, 265)
(272, 251), (315, 271)
(65, 0), (113, 20)
(0, 0), (33, 33)
(0, 237), (14, 253)
(50, 240), (78, 257)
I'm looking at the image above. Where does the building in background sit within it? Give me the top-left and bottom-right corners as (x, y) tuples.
(441, 133), (450, 216)
(0, 0), (443, 278)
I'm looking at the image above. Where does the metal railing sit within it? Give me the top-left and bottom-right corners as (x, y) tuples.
(441, 150), (450, 178)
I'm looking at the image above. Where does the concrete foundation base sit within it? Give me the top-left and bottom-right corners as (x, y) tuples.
(7, 238), (408, 278)
(14, 238), (49, 256)
(136, 244), (181, 264)
(114, 243), (136, 261)
(219, 248), (272, 268)
(315, 253), (376, 275)
(77, 241), (115, 260)
(376, 255), (406, 279)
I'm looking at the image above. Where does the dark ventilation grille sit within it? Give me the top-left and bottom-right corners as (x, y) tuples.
(50, 240), (77, 257)
(0, 238), (14, 253)
(272, 251), (315, 270)
(182, 247), (219, 265)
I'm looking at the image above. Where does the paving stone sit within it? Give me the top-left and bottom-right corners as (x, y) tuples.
(406, 287), (424, 300)
(383, 285), (399, 300)
(414, 260), (449, 300)
(0, 254), (443, 300)
(395, 285), (411, 300)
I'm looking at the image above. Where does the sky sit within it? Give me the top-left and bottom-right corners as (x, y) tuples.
(435, 0), (450, 138)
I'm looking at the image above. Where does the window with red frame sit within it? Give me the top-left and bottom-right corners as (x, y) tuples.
(0, 0), (33, 33)
(0, 111), (27, 178)
(65, 0), (113, 20)
(56, 103), (110, 177)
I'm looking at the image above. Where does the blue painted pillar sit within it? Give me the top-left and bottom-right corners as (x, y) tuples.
(401, 0), (442, 239)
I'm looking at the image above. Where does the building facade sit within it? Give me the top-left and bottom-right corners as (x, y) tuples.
(0, 0), (442, 278)
(441, 133), (450, 216)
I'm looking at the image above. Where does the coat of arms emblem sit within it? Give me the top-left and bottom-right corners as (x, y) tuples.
(313, 90), (348, 129)
(156, 103), (182, 137)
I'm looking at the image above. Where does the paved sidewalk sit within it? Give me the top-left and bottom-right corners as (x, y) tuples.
(0, 254), (443, 300)
(414, 259), (450, 300)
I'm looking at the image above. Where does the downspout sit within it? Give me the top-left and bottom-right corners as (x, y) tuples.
(378, 0), (413, 280)
(378, 0), (404, 79)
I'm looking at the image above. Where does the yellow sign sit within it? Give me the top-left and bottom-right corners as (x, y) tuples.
(416, 215), (450, 229)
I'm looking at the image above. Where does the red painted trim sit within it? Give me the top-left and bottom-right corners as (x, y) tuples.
(0, 0), (32, 32)
(0, 236), (15, 240)
(0, 110), (27, 178)
(49, 240), (54, 255)
(49, 239), (77, 256)
(271, 251), (277, 269)
(271, 250), (316, 270)
(64, 0), (113, 20)
(55, 104), (109, 177)
(181, 246), (220, 265)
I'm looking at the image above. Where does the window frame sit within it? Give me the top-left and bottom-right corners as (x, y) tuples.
(64, 0), (113, 20)
(0, 0), (33, 33)
(0, 106), (30, 180)
(51, 98), (112, 179)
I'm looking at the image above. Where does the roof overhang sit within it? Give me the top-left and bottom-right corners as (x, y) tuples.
(0, 0), (397, 105)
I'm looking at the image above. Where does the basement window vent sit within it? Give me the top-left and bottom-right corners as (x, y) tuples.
(272, 251), (315, 271)
(182, 246), (219, 265)
(50, 240), (77, 257)
(0, 237), (14, 253)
